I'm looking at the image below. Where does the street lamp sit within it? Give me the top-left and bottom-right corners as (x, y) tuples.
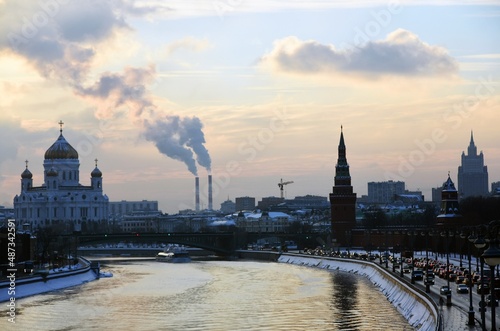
(474, 234), (487, 330)
(461, 229), (475, 326)
(482, 238), (500, 331)
(441, 229), (454, 306)
(422, 230), (431, 293)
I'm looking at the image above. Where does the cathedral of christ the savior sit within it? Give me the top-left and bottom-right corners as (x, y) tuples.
(13, 121), (109, 233)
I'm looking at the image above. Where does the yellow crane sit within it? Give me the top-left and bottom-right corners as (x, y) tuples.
(278, 178), (294, 199)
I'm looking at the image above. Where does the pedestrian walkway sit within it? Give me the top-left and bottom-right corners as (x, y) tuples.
(440, 304), (483, 331)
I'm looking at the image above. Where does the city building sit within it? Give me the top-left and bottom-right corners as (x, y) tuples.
(457, 131), (489, 198)
(257, 196), (284, 211)
(367, 180), (405, 203)
(235, 196), (255, 212)
(431, 186), (442, 204)
(13, 122), (109, 233)
(491, 181), (500, 195)
(109, 200), (159, 216)
(220, 198), (236, 214)
(285, 195), (329, 210)
(329, 126), (357, 247)
(235, 211), (292, 233)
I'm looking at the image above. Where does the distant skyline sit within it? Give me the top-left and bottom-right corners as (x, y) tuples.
(0, 1), (499, 213)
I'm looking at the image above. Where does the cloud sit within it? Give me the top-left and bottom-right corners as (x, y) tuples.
(165, 36), (212, 56)
(260, 29), (459, 78)
(74, 65), (157, 119)
(0, 1), (130, 83)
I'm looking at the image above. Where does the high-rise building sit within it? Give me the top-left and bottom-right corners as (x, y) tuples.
(13, 122), (109, 233)
(457, 131), (489, 198)
(329, 126), (357, 247)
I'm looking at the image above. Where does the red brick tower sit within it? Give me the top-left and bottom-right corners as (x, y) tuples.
(329, 126), (357, 247)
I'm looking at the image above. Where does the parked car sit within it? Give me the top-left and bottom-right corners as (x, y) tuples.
(440, 286), (451, 295)
(457, 284), (469, 294)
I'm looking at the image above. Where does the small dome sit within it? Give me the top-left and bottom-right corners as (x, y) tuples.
(44, 133), (78, 160)
(47, 167), (58, 177)
(91, 166), (102, 178)
(21, 168), (33, 179)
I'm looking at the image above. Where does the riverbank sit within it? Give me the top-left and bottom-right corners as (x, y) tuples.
(0, 257), (99, 303)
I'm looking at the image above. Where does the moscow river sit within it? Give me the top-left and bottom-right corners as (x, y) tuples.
(1, 258), (414, 330)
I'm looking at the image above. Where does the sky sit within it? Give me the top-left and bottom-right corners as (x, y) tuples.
(0, 0), (499, 214)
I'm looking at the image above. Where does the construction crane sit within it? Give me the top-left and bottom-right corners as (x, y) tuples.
(278, 178), (294, 199)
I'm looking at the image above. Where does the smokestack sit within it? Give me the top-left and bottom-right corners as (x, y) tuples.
(195, 176), (200, 212)
(208, 174), (213, 210)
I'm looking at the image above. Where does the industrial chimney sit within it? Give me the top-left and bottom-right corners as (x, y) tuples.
(195, 176), (200, 211)
(208, 174), (213, 210)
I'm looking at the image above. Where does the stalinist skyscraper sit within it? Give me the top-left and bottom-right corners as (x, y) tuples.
(457, 131), (489, 198)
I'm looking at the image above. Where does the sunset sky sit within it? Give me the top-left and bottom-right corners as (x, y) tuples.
(1, 1), (499, 213)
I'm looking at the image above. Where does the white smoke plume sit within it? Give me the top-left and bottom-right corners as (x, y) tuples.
(143, 115), (211, 176)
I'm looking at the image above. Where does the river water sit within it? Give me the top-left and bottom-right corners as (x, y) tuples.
(2, 258), (414, 330)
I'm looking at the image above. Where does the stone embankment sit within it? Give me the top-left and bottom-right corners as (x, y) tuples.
(0, 257), (98, 302)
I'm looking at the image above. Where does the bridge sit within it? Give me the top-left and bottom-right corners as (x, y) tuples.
(73, 232), (238, 256)
(63, 232), (320, 256)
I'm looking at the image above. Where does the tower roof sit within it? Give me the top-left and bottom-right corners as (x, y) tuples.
(21, 160), (32, 179)
(91, 158), (102, 178)
(442, 173), (457, 191)
(44, 121), (78, 160)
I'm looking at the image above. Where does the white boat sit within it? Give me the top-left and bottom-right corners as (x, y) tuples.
(156, 248), (191, 263)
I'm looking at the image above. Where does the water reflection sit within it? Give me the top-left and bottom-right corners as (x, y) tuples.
(1, 260), (414, 331)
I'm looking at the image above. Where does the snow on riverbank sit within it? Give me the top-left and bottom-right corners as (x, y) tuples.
(0, 267), (98, 302)
(278, 254), (438, 331)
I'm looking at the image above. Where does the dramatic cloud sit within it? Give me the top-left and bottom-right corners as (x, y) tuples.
(74, 65), (156, 119)
(261, 29), (459, 78)
(0, 0), (211, 176)
(1, 1), (129, 83)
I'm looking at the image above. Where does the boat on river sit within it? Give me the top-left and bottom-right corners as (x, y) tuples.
(156, 247), (191, 263)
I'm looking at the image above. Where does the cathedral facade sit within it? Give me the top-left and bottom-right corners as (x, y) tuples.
(13, 122), (109, 233)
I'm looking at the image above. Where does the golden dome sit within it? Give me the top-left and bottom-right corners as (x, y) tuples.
(44, 133), (78, 160)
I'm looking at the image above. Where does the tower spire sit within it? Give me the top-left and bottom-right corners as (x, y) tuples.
(467, 130), (477, 156)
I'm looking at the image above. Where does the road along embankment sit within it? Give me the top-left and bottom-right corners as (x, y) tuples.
(0, 257), (98, 303)
(278, 253), (439, 331)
